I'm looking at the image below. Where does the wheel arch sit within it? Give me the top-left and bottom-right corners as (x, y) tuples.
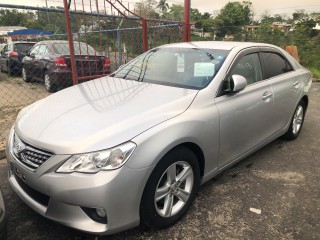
(173, 142), (205, 178)
(301, 95), (309, 111)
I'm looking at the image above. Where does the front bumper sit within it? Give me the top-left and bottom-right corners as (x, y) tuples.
(6, 133), (153, 235)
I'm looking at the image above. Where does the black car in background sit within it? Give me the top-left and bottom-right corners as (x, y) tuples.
(0, 41), (36, 76)
(22, 40), (111, 92)
(0, 188), (6, 240)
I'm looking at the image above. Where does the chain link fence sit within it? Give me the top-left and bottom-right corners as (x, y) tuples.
(0, 1), (184, 149)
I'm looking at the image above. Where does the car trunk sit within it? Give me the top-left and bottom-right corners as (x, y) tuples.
(64, 55), (106, 76)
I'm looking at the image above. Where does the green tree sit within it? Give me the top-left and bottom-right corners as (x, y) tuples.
(157, 0), (169, 12)
(213, 1), (253, 38)
(191, 8), (201, 22)
(292, 9), (307, 21)
(135, 0), (159, 18)
(168, 4), (184, 21)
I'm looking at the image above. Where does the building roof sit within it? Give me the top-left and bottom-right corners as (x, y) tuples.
(0, 26), (27, 36)
(7, 29), (53, 36)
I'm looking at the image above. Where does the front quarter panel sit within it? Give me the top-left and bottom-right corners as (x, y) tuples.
(128, 89), (220, 178)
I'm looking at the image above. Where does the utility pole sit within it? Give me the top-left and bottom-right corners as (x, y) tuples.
(183, 0), (191, 42)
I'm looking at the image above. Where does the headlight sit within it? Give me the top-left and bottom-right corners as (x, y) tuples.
(57, 142), (136, 173)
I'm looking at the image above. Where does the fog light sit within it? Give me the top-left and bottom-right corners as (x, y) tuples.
(96, 208), (106, 218)
(81, 207), (108, 224)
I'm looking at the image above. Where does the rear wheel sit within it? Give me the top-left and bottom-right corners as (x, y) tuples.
(283, 100), (306, 140)
(22, 67), (31, 82)
(44, 72), (56, 93)
(140, 146), (200, 229)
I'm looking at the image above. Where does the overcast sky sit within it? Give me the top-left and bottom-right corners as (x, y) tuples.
(0, 0), (320, 18)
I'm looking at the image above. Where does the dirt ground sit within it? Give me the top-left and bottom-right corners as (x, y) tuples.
(0, 82), (319, 239)
(0, 72), (50, 150)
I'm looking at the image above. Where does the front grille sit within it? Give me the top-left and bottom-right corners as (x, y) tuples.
(12, 133), (53, 171)
(14, 173), (50, 206)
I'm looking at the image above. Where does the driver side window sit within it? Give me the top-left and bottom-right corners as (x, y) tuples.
(229, 53), (262, 85)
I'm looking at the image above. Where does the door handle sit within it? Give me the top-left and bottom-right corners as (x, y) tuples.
(262, 91), (272, 101)
(293, 81), (300, 87)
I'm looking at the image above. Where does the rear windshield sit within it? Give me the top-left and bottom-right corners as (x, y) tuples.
(13, 43), (35, 53)
(52, 42), (96, 55)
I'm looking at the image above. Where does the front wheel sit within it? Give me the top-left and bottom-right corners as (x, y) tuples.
(282, 100), (306, 140)
(22, 67), (31, 82)
(140, 146), (200, 229)
(44, 72), (56, 93)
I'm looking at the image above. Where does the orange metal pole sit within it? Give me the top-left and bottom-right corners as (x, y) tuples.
(183, 0), (191, 42)
(63, 0), (78, 85)
(142, 19), (148, 52)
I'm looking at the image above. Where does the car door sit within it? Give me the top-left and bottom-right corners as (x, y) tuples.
(24, 45), (40, 79)
(215, 50), (275, 168)
(259, 50), (302, 132)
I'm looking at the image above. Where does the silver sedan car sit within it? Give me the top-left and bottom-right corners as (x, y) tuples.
(6, 41), (312, 235)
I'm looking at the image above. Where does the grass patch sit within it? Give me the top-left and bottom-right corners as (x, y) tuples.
(309, 67), (320, 79)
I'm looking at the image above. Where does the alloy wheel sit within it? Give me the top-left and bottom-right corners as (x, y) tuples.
(292, 105), (304, 134)
(154, 161), (194, 218)
(22, 68), (27, 81)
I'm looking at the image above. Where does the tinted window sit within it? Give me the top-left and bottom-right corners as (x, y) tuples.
(13, 43), (35, 53)
(229, 53), (262, 85)
(30, 45), (40, 55)
(52, 42), (96, 55)
(38, 45), (48, 55)
(112, 47), (229, 89)
(260, 52), (293, 79)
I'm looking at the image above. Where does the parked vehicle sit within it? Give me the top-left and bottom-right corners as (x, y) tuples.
(0, 41), (36, 76)
(0, 188), (7, 240)
(6, 41), (312, 235)
(22, 40), (111, 92)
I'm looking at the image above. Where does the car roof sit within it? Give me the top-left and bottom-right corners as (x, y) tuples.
(12, 41), (36, 44)
(35, 40), (85, 45)
(161, 41), (277, 51)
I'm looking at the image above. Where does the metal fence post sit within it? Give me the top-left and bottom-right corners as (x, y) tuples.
(183, 0), (191, 42)
(142, 19), (148, 52)
(63, 0), (78, 85)
(117, 29), (121, 66)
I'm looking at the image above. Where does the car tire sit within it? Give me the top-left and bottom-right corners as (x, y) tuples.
(282, 100), (306, 140)
(44, 72), (56, 93)
(140, 146), (200, 229)
(22, 67), (31, 82)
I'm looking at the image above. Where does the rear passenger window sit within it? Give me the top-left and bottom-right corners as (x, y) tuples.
(260, 52), (293, 79)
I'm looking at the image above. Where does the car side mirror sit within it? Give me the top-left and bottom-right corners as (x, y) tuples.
(229, 74), (247, 92)
(30, 53), (35, 58)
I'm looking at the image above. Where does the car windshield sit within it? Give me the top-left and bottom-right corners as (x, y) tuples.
(14, 43), (35, 53)
(112, 47), (229, 89)
(52, 42), (96, 55)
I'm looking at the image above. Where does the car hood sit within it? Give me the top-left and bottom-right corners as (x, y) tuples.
(15, 77), (198, 154)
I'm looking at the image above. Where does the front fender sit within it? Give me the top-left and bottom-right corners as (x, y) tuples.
(127, 104), (220, 177)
